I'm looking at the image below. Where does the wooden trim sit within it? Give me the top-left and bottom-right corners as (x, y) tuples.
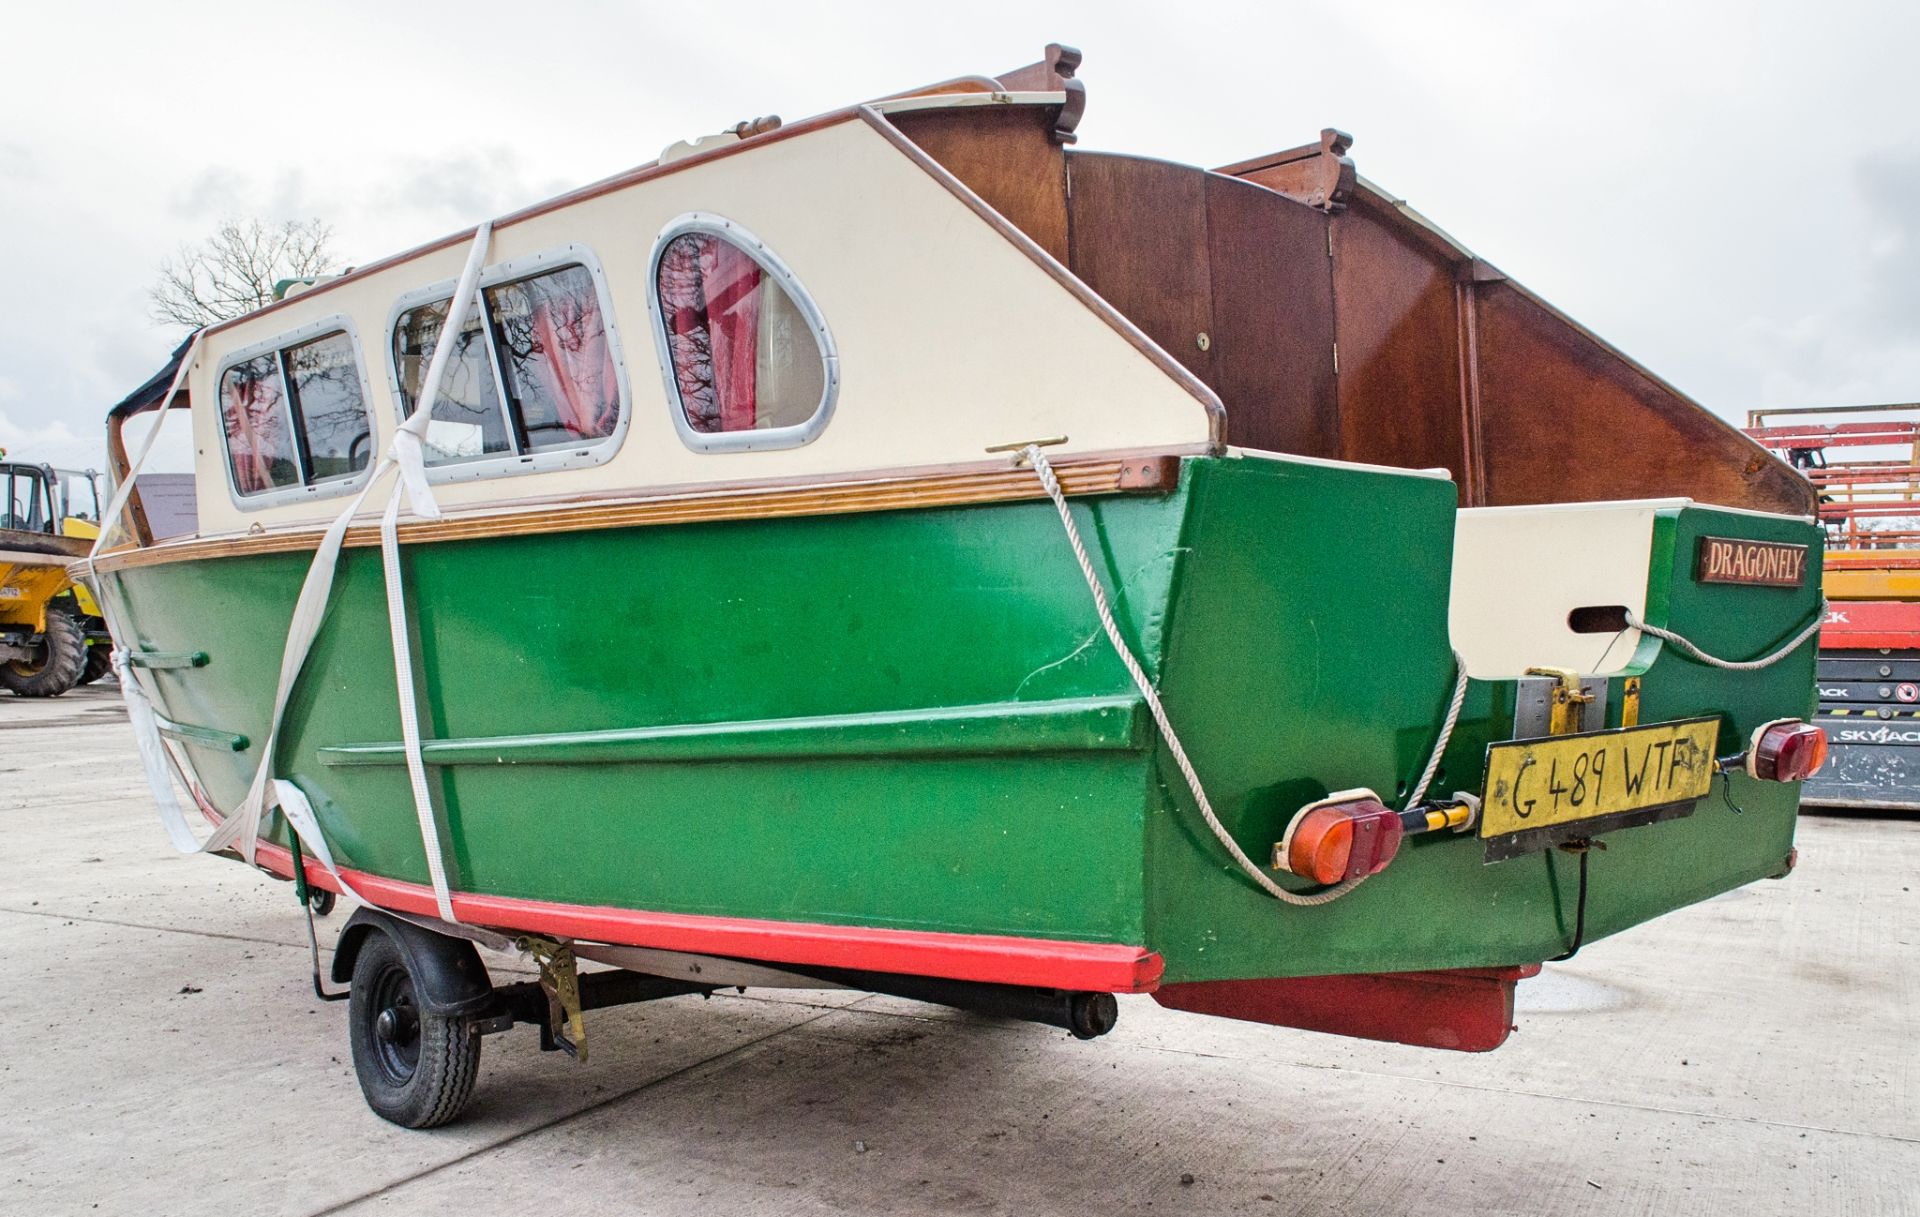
(1454, 274), (1488, 506)
(993, 43), (1085, 143)
(859, 108), (1230, 451)
(870, 73), (1003, 101)
(86, 450), (1192, 575)
(1214, 128), (1355, 212)
(105, 411), (154, 547)
(247, 835), (1165, 993)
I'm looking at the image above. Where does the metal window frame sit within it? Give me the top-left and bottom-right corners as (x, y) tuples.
(645, 212), (840, 454)
(383, 242), (632, 487)
(213, 313), (377, 511)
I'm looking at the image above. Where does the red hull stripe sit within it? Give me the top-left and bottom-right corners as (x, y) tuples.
(249, 839), (1163, 993)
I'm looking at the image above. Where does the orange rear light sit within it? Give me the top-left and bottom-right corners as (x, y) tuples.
(1274, 791), (1403, 886)
(1747, 720), (1828, 783)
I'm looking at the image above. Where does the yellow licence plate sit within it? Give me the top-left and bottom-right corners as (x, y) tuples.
(1480, 718), (1720, 856)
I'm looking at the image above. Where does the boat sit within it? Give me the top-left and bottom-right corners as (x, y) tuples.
(86, 44), (1828, 1128)
(1745, 402), (1920, 808)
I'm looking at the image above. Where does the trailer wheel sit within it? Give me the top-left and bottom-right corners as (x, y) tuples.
(347, 931), (481, 1128)
(0, 610), (87, 698)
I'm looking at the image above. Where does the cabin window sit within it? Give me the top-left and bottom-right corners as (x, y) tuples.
(216, 320), (373, 502)
(393, 299), (513, 463)
(648, 215), (837, 452)
(392, 253), (624, 472)
(219, 353), (298, 494)
(285, 332), (373, 479)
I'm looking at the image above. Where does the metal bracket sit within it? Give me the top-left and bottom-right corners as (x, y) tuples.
(985, 436), (1069, 464)
(517, 935), (588, 1062)
(1519, 667), (1607, 737)
(287, 830), (347, 1003)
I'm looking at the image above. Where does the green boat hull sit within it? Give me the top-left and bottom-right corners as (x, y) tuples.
(102, 454), (1819, 985)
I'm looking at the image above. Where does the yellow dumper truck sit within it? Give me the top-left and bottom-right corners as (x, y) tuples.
(1, 458), (108, 696)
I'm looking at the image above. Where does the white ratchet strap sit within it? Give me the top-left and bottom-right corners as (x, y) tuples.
(92, 223), (495, 934)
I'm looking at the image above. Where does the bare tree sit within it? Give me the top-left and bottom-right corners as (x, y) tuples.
(149, 217), (339, 328)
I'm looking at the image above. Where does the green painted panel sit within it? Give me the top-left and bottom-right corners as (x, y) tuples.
(105, 486), (1190, 945)
(1141, 465), (1821, 982)
(100, 457), (1822, 982)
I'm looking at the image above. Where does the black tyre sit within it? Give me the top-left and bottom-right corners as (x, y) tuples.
(80, 644), (113, 685)
(347, 931), (481, 1128)
(0, 609), (87, 698)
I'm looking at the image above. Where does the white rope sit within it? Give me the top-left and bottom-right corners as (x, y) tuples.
(1023, 446), (1468, 908)
(1624, 603), (1824, 672)
(1405, 649), (1469, 808)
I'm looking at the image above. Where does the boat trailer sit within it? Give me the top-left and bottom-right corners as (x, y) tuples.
(319, 902), (1118, 1127)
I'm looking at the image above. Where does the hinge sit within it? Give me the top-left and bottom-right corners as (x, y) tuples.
(1332, 342), (1339, 374)
(1326, 226), (1334, 257)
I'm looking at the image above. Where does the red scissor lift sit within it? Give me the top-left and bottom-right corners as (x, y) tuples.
(1746, 404), (1920, 808)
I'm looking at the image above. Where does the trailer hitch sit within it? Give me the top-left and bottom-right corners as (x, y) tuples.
(516, 935), (590, 1061)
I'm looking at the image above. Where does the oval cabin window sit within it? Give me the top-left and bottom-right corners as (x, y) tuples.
(649, 216), (837, 452)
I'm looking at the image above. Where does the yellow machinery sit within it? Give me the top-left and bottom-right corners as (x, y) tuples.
(1, 457), (107, 696)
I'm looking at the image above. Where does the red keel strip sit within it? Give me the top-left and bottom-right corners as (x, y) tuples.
(249, 839), (1162, 993)
(1152, 964), (1542, 1052)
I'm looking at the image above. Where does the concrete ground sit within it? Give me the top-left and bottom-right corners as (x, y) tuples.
(2, 684), (1916, 1217)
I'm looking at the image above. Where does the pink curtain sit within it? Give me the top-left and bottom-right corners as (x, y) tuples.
(657, 234), (762, 432)
(526, 287), (618, 439)
(223, 375), (278, 493)
(703, 239), (760, 430)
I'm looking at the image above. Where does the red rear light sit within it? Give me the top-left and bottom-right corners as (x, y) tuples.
(1274, 791), (1403, 885)
(1747, 720), (1828, 783)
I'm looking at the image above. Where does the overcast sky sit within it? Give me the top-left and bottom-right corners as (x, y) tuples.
(3, 0), (1916, 474)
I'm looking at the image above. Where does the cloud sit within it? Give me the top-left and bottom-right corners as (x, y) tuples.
(379, 146), (572, 224)
(0, 142), (34, 182)
(171, 166), (250, 220)
(1727, 149), (1920, 413)
(0, 407), (94, 470)
(170, 164), (336, 227)
(1855, 151), (1920, 340)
